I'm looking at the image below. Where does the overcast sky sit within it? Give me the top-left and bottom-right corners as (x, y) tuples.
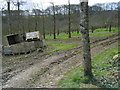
(0, 0), (119, 10)
(30, 0), (119, 5)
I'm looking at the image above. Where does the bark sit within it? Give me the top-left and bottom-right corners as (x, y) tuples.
(68, 0), (71, 38)
(42, 13), (45, 39)
(57, 29), (60, 36)
(64, 5), (66, 17)
(51, 3), (56, 39)
(50, 3), (56, 39)
(91, 26), (94, 33)
(35, 21), (37, 31)
(109, 25), (112, 32)
(77, 29), (79, 34)
(80, 0), (92, 77)
(17, 1), (20, 33)
(7, 1), (11, 34)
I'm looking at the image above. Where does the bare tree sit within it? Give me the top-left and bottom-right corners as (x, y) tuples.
(12, 0), (27, 33)
(80, 0), (92, 77)
(50, 2), (56, 39)
(109, 24), (112, 32)
(6, 0), (12, 34)
(91, 26), (94, 33)
(68, 0), (71, 38)
(40, 3), (46, 39)
(32, 4), (40, 31)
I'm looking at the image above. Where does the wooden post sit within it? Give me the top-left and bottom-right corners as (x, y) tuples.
(80, 0), (92, 77)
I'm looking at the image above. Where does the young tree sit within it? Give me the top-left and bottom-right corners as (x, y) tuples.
(12, 0), (27, 33)
(109, 24), (112, 32)
(91, 26), (94, 33)
(50, 2), (56, 39)
(68, 0), (71, 38)
(6, 0), (11, 34)
(42, 9), (45, 39)
(80, 0), (92, 77)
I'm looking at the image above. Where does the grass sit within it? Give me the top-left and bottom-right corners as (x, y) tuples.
(45, 40), (79, 53)
(57, 44), (119, 88)
(45, 27), (117, 39)
(43, 27), (117, 54)
(3, 27), (117, 61)
(3, 28), (117, 62)
(89, 31), (116, 37)
(45, 32), (80, 39)
(89, 27), (118, 32)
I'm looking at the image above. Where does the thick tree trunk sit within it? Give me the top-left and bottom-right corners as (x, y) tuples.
(80, 0), (92, 77)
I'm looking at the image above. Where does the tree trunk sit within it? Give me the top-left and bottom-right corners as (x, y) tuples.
(77, 29), (79, 34)
(7, 1), (11, 34)
(68, 0), (71, 38)
(80, 0), (92, 77)
(64, 5), (66, 17)
(57, 29), (60, 36)
(35, 21), (37, 31)
(109, 25), (111, 32)
(51, 3), (56, 39)
(17, 1), (20, 33)
(42, 13), (45, 39)
(91, 26), (94, 33)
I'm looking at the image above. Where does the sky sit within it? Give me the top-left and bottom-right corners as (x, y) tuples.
(30, 0), (119, 5)
(0, 0), (119, 10)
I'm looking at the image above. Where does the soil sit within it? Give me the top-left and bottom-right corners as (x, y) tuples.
(2, 34), (119, 88)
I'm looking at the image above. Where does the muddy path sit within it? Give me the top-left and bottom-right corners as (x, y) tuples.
(3, 34), (119, 88)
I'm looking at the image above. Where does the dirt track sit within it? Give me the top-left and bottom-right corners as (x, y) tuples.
(3, 34), (119, 88)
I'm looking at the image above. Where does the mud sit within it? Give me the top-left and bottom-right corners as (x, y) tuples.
(2, 34), (119, 88)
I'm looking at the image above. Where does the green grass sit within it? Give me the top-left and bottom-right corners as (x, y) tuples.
(89, 31), (116, 37)
(45, 28), (117, 39)
(89, 27), (118, 32)
(4, 28), (117, 62)
(42, 28), (118, 55)
(45, 40), (79, 53)
(45, 32), (80, 39)
(44, 27), (117, 54)
(57, 44), (119, 88)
